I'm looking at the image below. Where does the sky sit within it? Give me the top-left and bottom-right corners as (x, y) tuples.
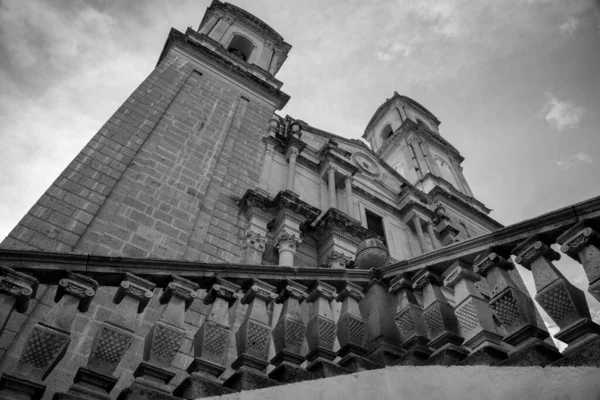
(1, 0), (599, 349)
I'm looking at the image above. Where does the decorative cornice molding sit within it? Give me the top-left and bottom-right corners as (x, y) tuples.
(312, 208), (379, 243)
(271, 190), (321, 224)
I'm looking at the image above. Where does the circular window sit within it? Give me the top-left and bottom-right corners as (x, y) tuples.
(354, 152), (380, 177)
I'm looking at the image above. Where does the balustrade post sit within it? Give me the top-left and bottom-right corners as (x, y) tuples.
(360, 275), (403, 365)
(0, 266), (38, 336)
(474, 248), (561, 366)
(120, 276), (199, 400)
(268, 280), (315, 384)
(55, 273), (154, 400)
(223, 279), (279, 391)
(412, 268), (469, 365)
(389, 275), (432, 365)
(335, 281), (376, 371)
(514, 236), (600, 366)
(305, 281), (350, 377)
(443, 261), (508, 365)
(0, 272), (98, 400)
(174, 278), (240, 399)
(557, 222), (600, 303)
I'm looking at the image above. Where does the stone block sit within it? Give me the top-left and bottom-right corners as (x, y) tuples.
(173, 374), (235, 399)
(117, 385), (179, 400)
(421, 344), (469, 366)
(549, 338), (600, 367)
(498, 341), (561, 367)
(224, 366), (279, 392)
(338, 355), (382, 372)
(307, 359), (352, 378)
(268, 363), (318, 384)
(458, 346), (508, 366)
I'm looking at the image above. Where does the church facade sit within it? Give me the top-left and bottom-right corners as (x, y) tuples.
(0, 1), (599, 399)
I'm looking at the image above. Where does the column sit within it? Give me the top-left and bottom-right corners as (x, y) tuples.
(361, 278), (403, 365)
(121, 276), (199, 399)
(344, 175), (354, 218)
(413, 216), (426, 253)
(412, 268), (469, 365)
(443, 261), (507, 365)
(305, 281), (350, 377)
(175, 279), (240, 399)
(258, 137), (276, 192)
(327, 166), (337, 209)
(274, 232), (302, 267)
(425, 221), (441, 250)
(269, 280), (314, 383)
(1, 272), (98, 400)
(389, 274), (432, 365)
(514, 236), (600, 365)
(225, 279), (278, 391)
(0, 266), (38, 336)
(474, 248), (560, 367)
(286, 148), (299, 192)
(557, 222), (600, 303)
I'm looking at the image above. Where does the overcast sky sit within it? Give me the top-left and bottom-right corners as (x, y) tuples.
(1, 0), (599, 348)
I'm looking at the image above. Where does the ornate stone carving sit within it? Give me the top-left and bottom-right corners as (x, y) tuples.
(17, 323), (70, 381)
(113, 272), (155, 313)
(514, 237), (560, 269)
(305, 281), (337, 362)
(88, 321), (134, 374)
(55, 271), (98, 313)
(159, 275), (199, 311)
(0, 265), (38, 314)
(320, 251), (352, 269)
(355, 238), (389, 270)
(274, 231), (302, 253)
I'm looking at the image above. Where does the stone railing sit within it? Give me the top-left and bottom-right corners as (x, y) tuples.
(0, 195), (598, 399)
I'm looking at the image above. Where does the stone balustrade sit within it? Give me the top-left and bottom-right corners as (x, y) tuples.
(0, 201), (600, 398)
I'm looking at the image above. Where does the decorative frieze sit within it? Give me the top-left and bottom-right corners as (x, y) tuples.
(513, 236), (600, 358)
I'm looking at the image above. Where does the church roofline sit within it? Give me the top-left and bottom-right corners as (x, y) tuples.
(363, 92), (441, 138)
(157, 28), (290, 109)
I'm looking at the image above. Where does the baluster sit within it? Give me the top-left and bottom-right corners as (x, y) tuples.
(336, 281), (377, 371)
(305, 281), (350, 377)
(0, 266), (38, 337)
(514, 236), (600, 366)
(474, 248), (561, 366)
(443, 261), (508, 365)
(55, 273), (155, 400)
(360, 273), (403, 365)
(174, 278), (240, 399)
(412, 268), (469, 365)
(120, 276), (199, 399)
(268, 280), (315, 384)
(223, 279), (278, 391)
(557, 222), (600, 303)
(389, 274), (432, 365)
(0, 272), (97, 400)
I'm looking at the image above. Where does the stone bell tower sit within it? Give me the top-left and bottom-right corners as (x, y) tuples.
(363, 92), (502, 242)
(0, 0), (291, 263)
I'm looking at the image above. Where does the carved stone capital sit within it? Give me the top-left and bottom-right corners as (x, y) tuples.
(473, 248), (514, 277)
(327, 165), (337, 176)
(411, 268), (443, 291)
(286, 147), (299, 162)
(159, 275), (199, 310)
(274, 232), (302, 253)
(306, 281), (336, 303)
(558, 222), (600, 257)
(242, 230), (267, 252)
(320, 251), (352, 269)
(389, 274), (413, 294)
(275, 280), (308, 304)
(513, 236), (560, 269)
(443, 262), (480, 288)
(336, 281), (364, 302)
(113, 273), (155, 313)
(204, 279), (241, 307)
(55, 272), (99, 313)
(0, 266), (38, 313)
(240, 279), (277, 305)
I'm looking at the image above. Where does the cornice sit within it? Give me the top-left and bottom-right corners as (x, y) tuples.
(427, 185), (503, 231)
(157, 28), (290, 109)
(311, 208), (380, 243)
(271, 190), (321, 224)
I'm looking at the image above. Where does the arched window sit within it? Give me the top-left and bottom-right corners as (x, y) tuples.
(227, 35), (254, 62)
(381, 124), (393, 141)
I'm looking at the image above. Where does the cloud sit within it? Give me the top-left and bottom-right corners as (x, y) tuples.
(556, 153), (593, 169)
(374, 43), (412, 61)
(559, 17), (579, 34)
(543, 93), (586, 131)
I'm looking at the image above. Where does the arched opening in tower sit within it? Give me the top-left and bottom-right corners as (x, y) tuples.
(381, 123), (393, 141)
(227, 35), (254, 62)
